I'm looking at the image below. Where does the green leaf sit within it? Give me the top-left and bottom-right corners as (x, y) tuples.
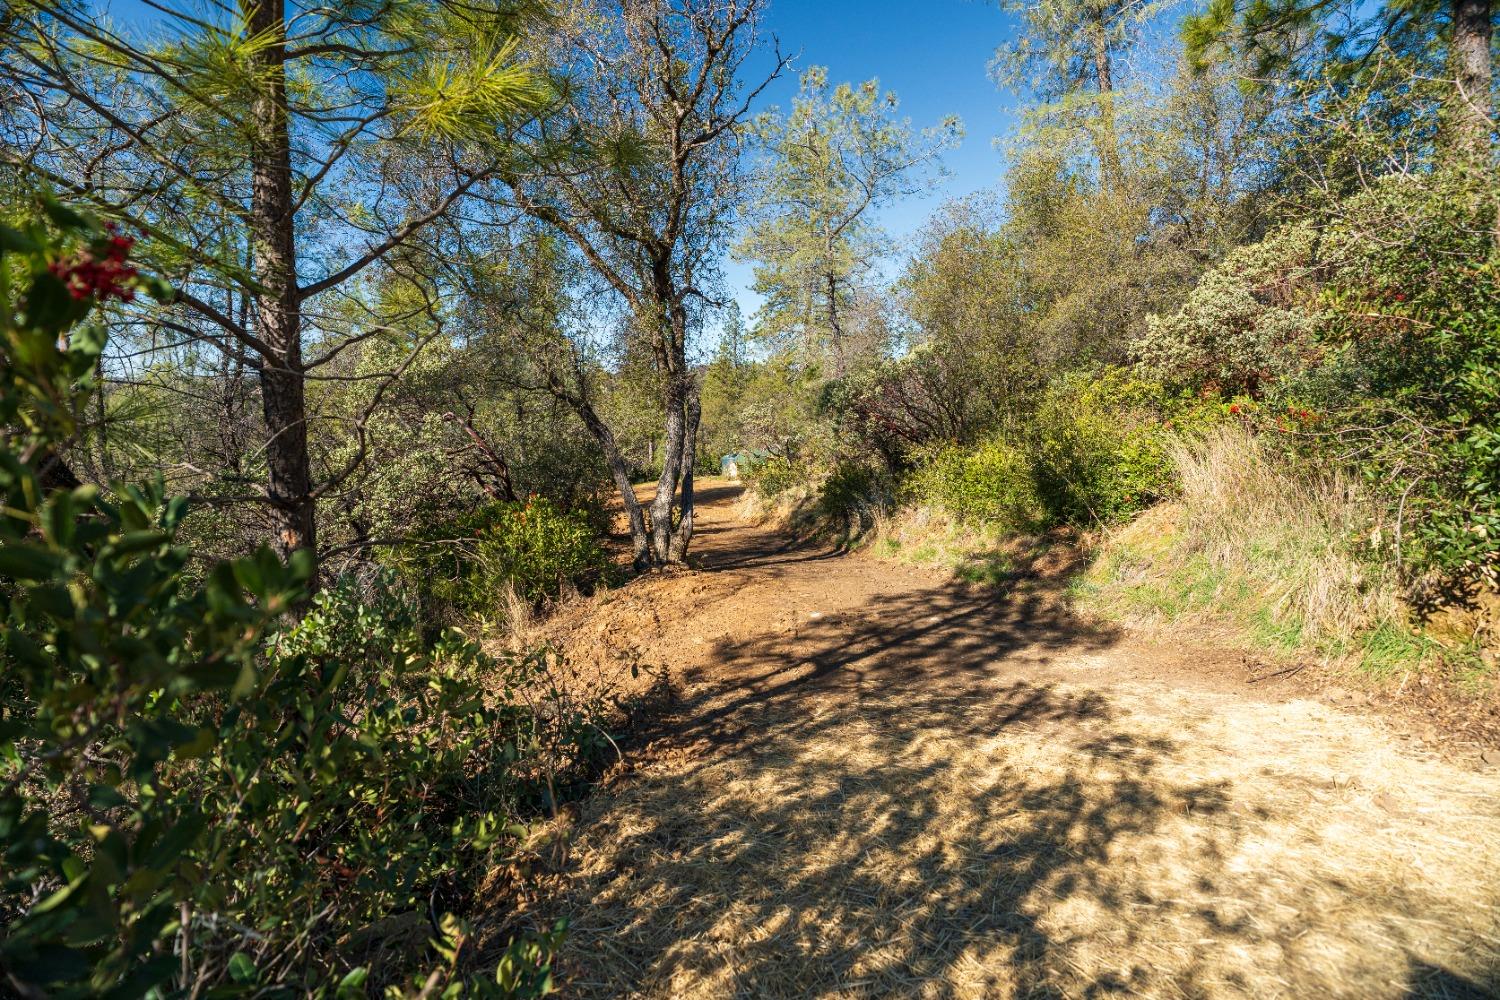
(88, 784), (128, 809)
(141, 811), (205, 869)
(0, 225), (40, 253)
(228, 951), (259, 984)
(5, 630), (50, 670)
(31, 872), (87, 914)
(335, 967), (368, 998)
(10, 943), (90, 985)
(107, 530), (170, 557)
(0, 544), (65, 581)
(40, 194), (93, 231)
(171, 727), (216, 760)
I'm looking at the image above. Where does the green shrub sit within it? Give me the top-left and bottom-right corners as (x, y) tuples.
(1133, 225), (1325, 397)
(397, 497), (613, 623)
(0, 205), (588, 997)
(817, 462), (893, 540)
(1027, 369), (1206, 527)
(1318, 178), (1500, 605)
(184, 577), (590, 994)
(1133, 171), (1500, 603)
(906, 437), (1042, 530)
(744, 454), (809, 498)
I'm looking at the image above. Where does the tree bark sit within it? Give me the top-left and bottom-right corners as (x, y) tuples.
(824, 266), (846, 376)
(1089, 16), (1124, 191)
(649, 375), (688, 564)
(668, 382), (701, 562)
(569, 389), (652, 569)
(442, 409), (518, 502)
(1452, 0), (1494, 165)
(245, 0), (317, 580)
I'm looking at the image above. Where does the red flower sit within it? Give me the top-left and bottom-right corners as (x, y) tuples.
(1229, 404), (1241, 415)
(48, 231), (138, 303)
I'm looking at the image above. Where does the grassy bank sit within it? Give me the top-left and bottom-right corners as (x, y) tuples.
(746, 423), (1495, 687)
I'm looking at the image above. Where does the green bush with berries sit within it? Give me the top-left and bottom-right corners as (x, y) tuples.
(0, 201), (610, 997)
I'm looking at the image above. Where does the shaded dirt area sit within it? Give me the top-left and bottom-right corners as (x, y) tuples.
(539, 480), (1500, 999)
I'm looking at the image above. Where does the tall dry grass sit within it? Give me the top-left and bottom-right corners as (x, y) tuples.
(1084, 424), (1405, 657)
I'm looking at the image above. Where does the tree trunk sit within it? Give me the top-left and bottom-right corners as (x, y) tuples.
(825, 267), (845, 377)
(570, 391), (651, 569)
(649, 375), (688, 564)
(1089, 16), (1123, 191)
(1452, 0), (1494, 165)
(245, 0), (317, 580)
(668, 382), (701, 563)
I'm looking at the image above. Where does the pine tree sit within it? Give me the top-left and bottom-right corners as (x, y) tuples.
(736, 66), (960, 376)
(1, 0), (551, 587)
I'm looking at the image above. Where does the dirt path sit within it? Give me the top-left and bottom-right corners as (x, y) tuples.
(546, 481), (1500, 999)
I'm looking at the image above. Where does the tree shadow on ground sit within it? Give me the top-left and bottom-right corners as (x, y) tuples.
(658, 568), (1120, 757)
(1400, 962), (1499, 999)
(558, 653), (1226, 996)
(554, 529), (1500, 998)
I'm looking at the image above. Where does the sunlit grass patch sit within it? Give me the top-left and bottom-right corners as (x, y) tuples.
(864, 505), (1041, 589)
(1078, 426), (1435, 673)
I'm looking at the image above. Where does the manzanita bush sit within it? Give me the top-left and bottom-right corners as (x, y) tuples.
(1, 201), (598, 996)
(1137, 171), (1500, 606)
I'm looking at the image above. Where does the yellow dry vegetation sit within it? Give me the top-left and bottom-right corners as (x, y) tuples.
(557, 671), (1500, 998)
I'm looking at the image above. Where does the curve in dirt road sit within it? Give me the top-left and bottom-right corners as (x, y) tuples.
(548, 480), (1500, 1000)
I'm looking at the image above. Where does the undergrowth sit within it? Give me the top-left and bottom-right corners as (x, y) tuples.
(870, 506), (1023, 586)
(1075, 426), (1476, 677)
(0, 212), (624, 998)
(755, 418), (1491, 682)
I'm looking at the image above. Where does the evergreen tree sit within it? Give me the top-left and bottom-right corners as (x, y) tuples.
(0, 0), (551, 586)
(735, 67), (960, 376)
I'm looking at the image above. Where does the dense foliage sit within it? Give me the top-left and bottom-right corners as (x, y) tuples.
(1140, 172), (1499, 602)
(0, 205), (604, 998)
(391, 497), (613, 624)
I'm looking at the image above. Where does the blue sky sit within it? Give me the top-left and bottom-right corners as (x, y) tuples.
(726, 0), (1023, 321)
(103, 0), (1025, 332)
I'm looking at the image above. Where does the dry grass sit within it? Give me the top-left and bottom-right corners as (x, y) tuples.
(739, 482), (1043, 588)
(1081, 425), (1411, 663)
(534, 479), (1500, 998)
(734, 482), (820, 537)
(553, 672), (1500, 998)
(866, 506), (1041, 587)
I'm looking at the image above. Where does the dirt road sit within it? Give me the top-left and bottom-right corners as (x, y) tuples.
(546, 481), (1500, 999)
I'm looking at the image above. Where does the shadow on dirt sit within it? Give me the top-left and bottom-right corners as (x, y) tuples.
(564, 645), (1497, 996)
(660, 572), (1121, 755)
(556, 487), (1500, 998)
(560, 658), (1231, 996)
(1400, 962), (1498, 999)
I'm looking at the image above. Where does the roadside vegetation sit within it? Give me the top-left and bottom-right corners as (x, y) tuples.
(0, 0), (1495, 994)
(734, 30), (1499, 686)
